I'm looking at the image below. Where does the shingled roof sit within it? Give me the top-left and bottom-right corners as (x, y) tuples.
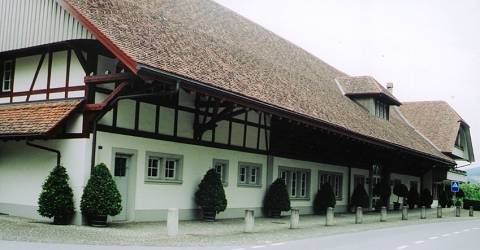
(0, 99), (82, 138)
(60, 0), (453, 164)
(336, 76), (401, 105)
(399, 101), (469, 154)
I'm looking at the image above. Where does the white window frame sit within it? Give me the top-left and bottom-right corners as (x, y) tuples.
(147, 157), (161, 178)
(237, 162), (262, 187)
(278, 166), (311, 200)
(2, 60), (13, 92)
(319, 171), (343, 200)
(212, 159), (229, 186)
(145, 152), (183, 184)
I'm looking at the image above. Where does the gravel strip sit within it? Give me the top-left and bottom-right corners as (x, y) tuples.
(0, 208), (476, 247)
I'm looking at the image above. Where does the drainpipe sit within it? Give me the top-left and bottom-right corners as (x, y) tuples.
(90, 83), (180, 171)
(26, 141), (61, 166)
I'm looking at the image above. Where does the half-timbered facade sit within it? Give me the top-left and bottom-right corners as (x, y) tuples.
(0, 0), (474, 225)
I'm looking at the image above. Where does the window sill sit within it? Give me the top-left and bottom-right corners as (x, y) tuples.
(237, 183), (262, 188)
(290, 197), (310, 201)
(144, 179), (183, 185)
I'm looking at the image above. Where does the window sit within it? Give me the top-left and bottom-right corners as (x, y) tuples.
(213, 159), (229, 185)
(319, 171), (343, 200)
(1, 60), (13, 92)
(374, 100), (389, 120)
(145, 152), (183, 184)
(279, 167), (311, 199)
(353, 175), (366, 189)
(114, 155), (128, 177)
(238, 162), (262, 187)
(410, 181), (418, 192)
(455, 129), (465, 149)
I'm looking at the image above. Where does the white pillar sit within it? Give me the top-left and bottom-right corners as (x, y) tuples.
(469, 206), (474, 217)
(380, 206), (387, 222)
(455, 206), (461, 217)
(402, 206), (408, 220)
(437, 206), (443, 218)
(290, 209), (300, 229)
(355, 207), (363, 224)
(167, 208), (179, 236)
(325, 207), (335, 226)
(420, 206), (426, 219)
(244, 209), (255, 233)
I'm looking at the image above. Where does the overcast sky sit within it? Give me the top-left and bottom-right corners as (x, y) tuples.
(215, 0), (480, 168)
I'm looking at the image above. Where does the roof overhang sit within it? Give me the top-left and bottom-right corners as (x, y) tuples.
(346, 93), (402, 106)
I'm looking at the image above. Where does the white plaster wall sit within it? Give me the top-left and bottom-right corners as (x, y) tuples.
(272, 156), (350, 208)
(95, 132), (268, 216)
(0, 138), (91, 223)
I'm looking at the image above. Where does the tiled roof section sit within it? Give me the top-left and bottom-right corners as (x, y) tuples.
(336, 76), (401, 105)
(63, 0), (452, 163)
(0, 99), (82, 137)
(399, 101), (465, 153)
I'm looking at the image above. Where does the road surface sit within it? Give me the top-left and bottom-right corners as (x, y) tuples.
(1, 219), (479, 250)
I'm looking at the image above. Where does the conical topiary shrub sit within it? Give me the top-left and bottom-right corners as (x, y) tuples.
(263, 178), (291, 218)
(438, 185), (451, 208)
(81, 163), (122, 226)
(407, 187), (419, 209)
(419, 188), (433, 208)
(393, 183), (408, 210)
(373, 179), (391, 209)
(350, 184), (369, 210)
(38, 165), (75, 225)
(313, 183), (336, 214)
(195, 169), (227, 221)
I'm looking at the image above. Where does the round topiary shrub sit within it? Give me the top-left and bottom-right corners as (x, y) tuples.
(373, 179), (391, 208)
(38, 165), (75, 225)
(263, 178), (291, 217)
(81, 163), (122, 226)
(419, 188), (433, 208)
(407, 188), (419, 209)
(194, 169), (227, 221)
(314, 183), (336, 214)
(350, 184), (369, 210)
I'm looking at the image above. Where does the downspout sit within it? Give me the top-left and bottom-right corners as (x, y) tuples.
(90, 83), (180, 170)
(26, 141), (61, 166)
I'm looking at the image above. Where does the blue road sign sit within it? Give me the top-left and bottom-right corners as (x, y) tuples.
(451, 181), (460, 193)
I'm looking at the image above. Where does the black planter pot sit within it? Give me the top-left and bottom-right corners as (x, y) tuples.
(89, 215), (108, 227)
(268, 209), (281, 218)
(393, 202), (401, 211)
(53, 215), (70, 225)
(202, 210), (217, 222)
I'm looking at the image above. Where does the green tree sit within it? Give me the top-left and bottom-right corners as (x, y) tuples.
(350, 184), (369, 209)
(393, 183), (408, 203)
(263, 178), (291, 217)
(80, 163), (122, 217)
(314, 183), (336, 214)
(373, 179), (391, 208)
(438, 185), (452, 208)
(38, 165), (75, 224)
(418, 188), (433, 208)
(407, 188), (419, 209)
(194, 169), (227, 214)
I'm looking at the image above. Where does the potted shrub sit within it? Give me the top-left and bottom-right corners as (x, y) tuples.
(195, 169), (227, 221)
(263, 178), (291, 218)
(350, 184), (369, 211)
(313, 183), (336, 214)
(38, 165), (75, 225)
(438, 185), (450, 208)
(80, 163), (122, 227)
(393, 183), (408, 210)
(407, 187), (419, 209)
(373, 179), (391, 209)
(419, 188), (433, 208)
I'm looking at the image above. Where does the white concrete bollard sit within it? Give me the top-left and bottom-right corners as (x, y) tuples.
(437, 206), (443, 218)
(455, 206), (461, 217)
(325, 207), (335, 226)
(355, 207), (363, 224)
(469, 206), (474, 217)
(380, 206), (387, 222)
(290, 209), (300, 229)
(167, 208), (179, 236)
(244, 209), (255, 233)
(420, 206), (426, 219)
(402, 206), (408, 220)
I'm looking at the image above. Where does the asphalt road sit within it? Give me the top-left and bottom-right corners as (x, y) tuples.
(1, 219), (479, 250)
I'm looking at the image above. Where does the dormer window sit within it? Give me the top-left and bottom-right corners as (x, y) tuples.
(455, 129), (465, 149)
(1, 60), (13, 92)
(375, 100), (389, 120)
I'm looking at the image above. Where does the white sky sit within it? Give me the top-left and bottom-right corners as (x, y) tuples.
(215, 0), (480, 167)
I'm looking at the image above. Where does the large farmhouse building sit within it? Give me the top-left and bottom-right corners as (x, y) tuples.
(0, 0), (474, 225)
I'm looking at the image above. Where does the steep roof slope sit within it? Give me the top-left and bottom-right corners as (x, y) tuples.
(400, 101), (467, 154)
(61, 0), (452, 163)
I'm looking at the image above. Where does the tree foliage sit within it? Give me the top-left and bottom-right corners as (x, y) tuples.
(263, 178), (291, 215)
(350, 184), (369, 209)
(80, 163), (122, 217)
(460, 183), (480, 201)
(393, 183), (408, 203)
(38, 165), (75, 221)
(313, 183), (336, 214)
(418, 188), (433, 208)
(194, 169), (227, 213)
(407, 188), (419, 209)
(438, 185), (453, 208)
(373, 179), (391, 207)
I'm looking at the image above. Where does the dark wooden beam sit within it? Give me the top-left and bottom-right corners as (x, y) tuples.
(84, 72), (133, 85)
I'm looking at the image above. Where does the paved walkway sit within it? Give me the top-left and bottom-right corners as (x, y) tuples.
(0, 208), (475, 247)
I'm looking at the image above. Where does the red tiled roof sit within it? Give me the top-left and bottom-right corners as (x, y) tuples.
(0, 99), (82, 137)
